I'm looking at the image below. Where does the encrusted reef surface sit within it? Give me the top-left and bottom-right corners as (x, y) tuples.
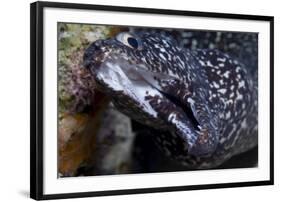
(58, 24), (134, 176)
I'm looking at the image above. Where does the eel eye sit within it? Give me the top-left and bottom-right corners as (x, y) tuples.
(116, 32), (142, 50)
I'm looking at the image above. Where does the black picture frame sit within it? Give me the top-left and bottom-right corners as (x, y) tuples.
(30, 1), (274, 200)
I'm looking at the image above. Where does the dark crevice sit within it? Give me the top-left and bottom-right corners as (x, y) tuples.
(157, 89), (200, 130)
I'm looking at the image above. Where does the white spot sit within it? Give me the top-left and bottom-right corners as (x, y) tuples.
(207, 61), (213, 67)
(162, 40), (170, 47)
(235, 66), (241, 72)
(187, 98), (195, 105)
(223, 71), (230, 78)
(225, 111), (231, 119)
(178, 59), (185, 69)
(218, 63), (224, 67)
(199, 60), (205, 66)
(159, 53), (166, 60)
(237, 93), (243, 100)
(217, 58), (226, 62)
(238, 80), (245, 88)
(218, 88), (227, 94)
(219, 137), (227, 144)
(213, 82), (220, 89)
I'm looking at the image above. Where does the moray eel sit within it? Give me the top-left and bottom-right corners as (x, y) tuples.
(83, 31), (258, 169)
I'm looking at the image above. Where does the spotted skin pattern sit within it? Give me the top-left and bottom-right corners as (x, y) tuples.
(83, 31), (258, 169)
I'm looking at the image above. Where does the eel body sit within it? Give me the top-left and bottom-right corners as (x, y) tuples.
(83, 31), (258, 169)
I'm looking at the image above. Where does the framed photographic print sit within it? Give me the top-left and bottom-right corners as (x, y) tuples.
(30, 1), (274, 200)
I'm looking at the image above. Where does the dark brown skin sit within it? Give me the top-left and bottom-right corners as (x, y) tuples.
(83, 31), (258, 168)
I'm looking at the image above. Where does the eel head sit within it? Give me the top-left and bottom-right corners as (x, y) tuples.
(83, 32), (219, 157)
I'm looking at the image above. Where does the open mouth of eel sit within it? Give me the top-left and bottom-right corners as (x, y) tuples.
(94, 56), (202, 135)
